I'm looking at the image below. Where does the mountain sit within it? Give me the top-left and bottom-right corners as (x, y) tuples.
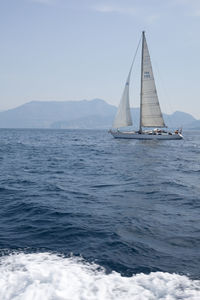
(163, 111), (197, 129)
(0, 99), (116, 129)
(52, 107), (141, 129)
(186, 120), (200, 130)
(0, 99), (198, 129)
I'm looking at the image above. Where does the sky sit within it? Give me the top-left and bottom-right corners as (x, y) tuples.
(0, 0), (200, 118)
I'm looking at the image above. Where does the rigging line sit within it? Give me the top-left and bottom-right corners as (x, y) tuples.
(128, 35), (142, 76)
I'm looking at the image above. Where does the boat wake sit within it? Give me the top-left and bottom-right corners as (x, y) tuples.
(0, 252), (199, 300)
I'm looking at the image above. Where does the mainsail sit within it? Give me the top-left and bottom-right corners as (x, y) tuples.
(140, 32), (165, 128)
(112, 68), (133, 128)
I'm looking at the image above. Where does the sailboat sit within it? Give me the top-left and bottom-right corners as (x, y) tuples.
(109, 31), (183, 140)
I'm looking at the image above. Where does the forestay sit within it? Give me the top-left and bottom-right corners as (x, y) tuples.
(140, 34), (165, 128)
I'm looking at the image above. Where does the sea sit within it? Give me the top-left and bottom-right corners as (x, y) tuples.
(0, 128), (200, 300)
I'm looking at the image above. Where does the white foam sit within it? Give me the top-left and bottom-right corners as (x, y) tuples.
(0, 252), (199, 300)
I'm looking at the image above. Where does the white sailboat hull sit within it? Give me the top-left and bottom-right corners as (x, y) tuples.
(110, 131), (183, 140)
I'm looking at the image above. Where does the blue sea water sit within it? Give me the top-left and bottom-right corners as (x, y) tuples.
(0, 129), (200, 299)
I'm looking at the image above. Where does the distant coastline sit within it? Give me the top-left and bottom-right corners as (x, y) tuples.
(0, 99), (199, 129)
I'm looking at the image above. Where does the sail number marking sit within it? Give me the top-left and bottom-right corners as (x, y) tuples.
(144, 72), (150, 78)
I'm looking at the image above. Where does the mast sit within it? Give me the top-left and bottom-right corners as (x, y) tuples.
(139, 31), (145, 133)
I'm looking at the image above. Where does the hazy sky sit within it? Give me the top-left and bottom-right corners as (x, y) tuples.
(0, 0), (200, 118)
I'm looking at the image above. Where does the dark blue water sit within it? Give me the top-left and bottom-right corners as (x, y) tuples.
(0, 129), (200, 297)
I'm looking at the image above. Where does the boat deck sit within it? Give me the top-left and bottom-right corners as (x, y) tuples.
(110, 131), (183, 140)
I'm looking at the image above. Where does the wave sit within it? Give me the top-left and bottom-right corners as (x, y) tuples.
(0, 252), (199, 300)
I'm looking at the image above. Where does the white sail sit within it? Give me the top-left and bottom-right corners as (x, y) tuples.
(140, 33), (165, 128)
(112, 68), (133, 128)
